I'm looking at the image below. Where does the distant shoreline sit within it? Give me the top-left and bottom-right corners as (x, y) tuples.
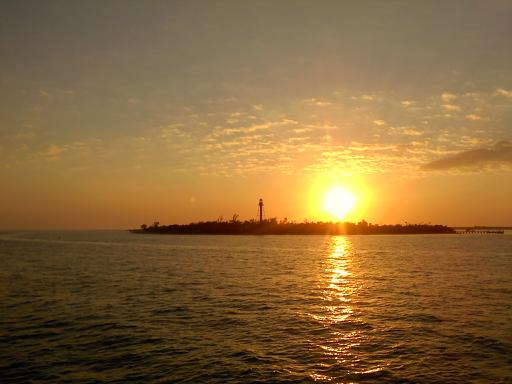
(130, 220), (456, 235)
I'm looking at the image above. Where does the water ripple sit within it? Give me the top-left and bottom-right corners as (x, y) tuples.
(1, 232), (511, 383)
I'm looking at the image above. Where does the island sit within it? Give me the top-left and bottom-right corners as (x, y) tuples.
(130, 218), (456, 235)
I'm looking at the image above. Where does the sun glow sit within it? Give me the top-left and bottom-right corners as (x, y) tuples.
(323, 186), (357, 221)
(306, 174), (371, 222)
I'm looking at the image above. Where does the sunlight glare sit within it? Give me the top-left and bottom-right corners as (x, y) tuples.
(324, 186), (356, 221)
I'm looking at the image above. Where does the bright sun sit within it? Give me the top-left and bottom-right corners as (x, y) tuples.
(323, 186), (357, 220)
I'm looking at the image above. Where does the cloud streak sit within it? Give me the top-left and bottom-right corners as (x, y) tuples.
(423, 140), (512, 170)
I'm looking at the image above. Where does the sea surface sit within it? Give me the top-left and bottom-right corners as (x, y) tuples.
(1, 231), (511, 383)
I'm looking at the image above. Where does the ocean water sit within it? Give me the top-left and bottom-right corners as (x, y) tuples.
(1, 231), (511, 383)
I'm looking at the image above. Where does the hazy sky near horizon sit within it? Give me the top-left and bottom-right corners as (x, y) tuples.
(1, 0), (511, 229)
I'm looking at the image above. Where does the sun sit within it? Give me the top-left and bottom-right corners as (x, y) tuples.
(323, 186), (357, 221)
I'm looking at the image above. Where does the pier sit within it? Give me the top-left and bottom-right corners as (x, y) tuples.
(456, 229), (504, 234)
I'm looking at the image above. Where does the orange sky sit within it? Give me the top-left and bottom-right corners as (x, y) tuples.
(1, 1), (511, 229)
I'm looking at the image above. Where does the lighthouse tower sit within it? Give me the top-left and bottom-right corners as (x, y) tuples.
(258, 198), (264, 223)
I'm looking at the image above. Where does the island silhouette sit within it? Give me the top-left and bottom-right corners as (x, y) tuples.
(131, 198), (457, 235)
(131, 218), (455, 235)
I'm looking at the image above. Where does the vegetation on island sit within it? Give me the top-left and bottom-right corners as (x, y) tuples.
(132, 216), (455, 235)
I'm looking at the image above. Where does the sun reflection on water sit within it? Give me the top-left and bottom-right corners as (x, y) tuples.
(321, 236), (355, 323)
(308, 236), (367, 380)
(308, 236), (357, 327)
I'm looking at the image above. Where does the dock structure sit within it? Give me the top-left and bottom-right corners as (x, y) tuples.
(456, 229), (504, 234)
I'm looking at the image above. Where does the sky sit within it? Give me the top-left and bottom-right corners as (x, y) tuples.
(1, 0), (511, 229)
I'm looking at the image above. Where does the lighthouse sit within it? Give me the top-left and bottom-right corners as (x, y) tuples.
(258, 198), (264, 223)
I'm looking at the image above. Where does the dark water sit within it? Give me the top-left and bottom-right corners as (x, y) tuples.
(1, 231), (511, 383)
